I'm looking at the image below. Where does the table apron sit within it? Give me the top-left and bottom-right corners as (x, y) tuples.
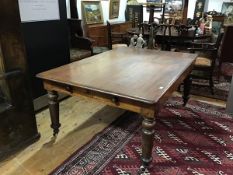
(43, 80), (157, 118)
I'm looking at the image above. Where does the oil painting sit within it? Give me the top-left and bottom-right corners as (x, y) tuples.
(82, 1), (103, 24)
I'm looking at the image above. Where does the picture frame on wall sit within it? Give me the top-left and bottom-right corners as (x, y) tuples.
(165, 0), (183, 13)
(221, 2), (233, 25)
(146, 0), (163, 12)
(109, 0), (120, 19)
(82, 1), (103, 25)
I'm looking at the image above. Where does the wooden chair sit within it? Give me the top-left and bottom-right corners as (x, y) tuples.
(147, 22), (161, 49)
(68, 19), (94, 62)
(107, 21), (128, 50)
(188, 32), (224, 94)
(218, 25), (233, 80)
(137, 22), (151, 44)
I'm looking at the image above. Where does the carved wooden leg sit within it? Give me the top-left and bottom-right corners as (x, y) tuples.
(209, 74), (214, 95)
(183, 75), (192, 106)
(142, 117), (156, 167)
(48, 91), (60, 136)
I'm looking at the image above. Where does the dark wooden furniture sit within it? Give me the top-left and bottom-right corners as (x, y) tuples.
(69, 0), (79, 18)
(37, 47), (196, 167)
(226, 76), (233, 114)
(107, 21), (128, 50)
(212, 15), (225, 35)
(21, 0), (70, 111)
(188, 32), (224, 94)
(68, 18), (93, 62)
(125, 5), (143, 28)
(219, 25), (233, 79)
(182, 0), (189, 24)
(0, 0), (40, 160)
(86, 21), (132, 47)
(127, 26), (210, 51)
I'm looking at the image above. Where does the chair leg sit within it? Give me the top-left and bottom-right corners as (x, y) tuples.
(183, 76), (192, 106)
(209, 76), (214, 95)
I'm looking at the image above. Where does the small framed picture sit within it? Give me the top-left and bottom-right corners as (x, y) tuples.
(221, 2), (233, 24)
(109, 0), (120, 19)
(82, 1), (104, 25)
(146, 0), (163, 12)
(165, 0), (183, 13)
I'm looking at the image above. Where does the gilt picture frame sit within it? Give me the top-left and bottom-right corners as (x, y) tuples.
(165, 0), (183, 13)
(109, 0), (120, 19)
(221, 2), (233, 25)
(82, 1), (103, 25)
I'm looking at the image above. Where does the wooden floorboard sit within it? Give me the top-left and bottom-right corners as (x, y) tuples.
(0, 93), (226, 175)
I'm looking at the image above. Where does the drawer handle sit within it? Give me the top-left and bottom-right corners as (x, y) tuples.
(111, 97), (119, 104)
(65, 86), (73, 93)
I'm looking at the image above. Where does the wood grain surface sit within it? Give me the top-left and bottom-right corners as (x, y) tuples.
(37, 47), (197, 104)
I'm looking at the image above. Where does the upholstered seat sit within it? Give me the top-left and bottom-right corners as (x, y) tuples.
(70, 49), (92, 62)
(112, 44), (127, 49)
(195, 56), (212, 67)
(68, 19), (94, 62)
(93, 47), (109, 55)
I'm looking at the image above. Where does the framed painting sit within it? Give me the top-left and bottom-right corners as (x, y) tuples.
(82, 1), (103, 25)
(146, 0), (163, 12)
(165, 0), (183, 13)
(221, 2), (233, 25)
(109, 0), (120, 19)
(192, 0), (205, 24)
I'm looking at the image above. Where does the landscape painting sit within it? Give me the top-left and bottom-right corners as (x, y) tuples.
(82, 1), (103, 24)
(165, 0), (183, 12)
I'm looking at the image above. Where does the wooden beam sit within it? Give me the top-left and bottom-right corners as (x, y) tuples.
(70, 0), (78, 18)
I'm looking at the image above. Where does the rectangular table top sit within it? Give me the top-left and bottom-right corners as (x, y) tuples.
(37, 47), (197, 104)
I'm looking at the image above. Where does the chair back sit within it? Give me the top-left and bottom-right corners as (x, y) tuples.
(107, 21), (112, 50)
(138, 23), (150, 36)
(68, 18), (83, 37)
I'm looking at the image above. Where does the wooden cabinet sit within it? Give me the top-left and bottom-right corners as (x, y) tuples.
(0, 0), (40, 160)
(86, 21), (132, 46)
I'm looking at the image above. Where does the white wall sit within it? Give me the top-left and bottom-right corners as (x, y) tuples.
(66, 0), (127, 23)
(207, 0), (231, 12)
(66, 0), (233, 22)
(188, 0), (232, 19)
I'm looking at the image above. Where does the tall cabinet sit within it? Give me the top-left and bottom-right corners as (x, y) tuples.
(0, 0), (40, 159)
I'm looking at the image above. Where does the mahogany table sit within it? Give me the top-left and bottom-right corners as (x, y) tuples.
(37, 47), (197, 167)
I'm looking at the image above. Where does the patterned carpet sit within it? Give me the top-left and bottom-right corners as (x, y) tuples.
(50, 97), (233, 175)
(189, 79), (230, 101)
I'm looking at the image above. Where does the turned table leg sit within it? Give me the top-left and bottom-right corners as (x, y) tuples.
(141, 117), (156, 167)
(48, 91), (61, 136)
(183, 75), (192, 106)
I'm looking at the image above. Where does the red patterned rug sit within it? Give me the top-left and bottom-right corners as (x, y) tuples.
(50, 97), (233, 175)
